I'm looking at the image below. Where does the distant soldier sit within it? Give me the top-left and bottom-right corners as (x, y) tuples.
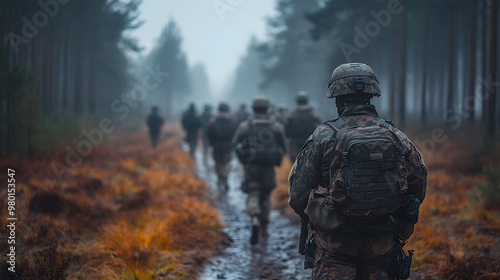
(146, 106), (164, 148)
(289, 63), (427, 279)
(206, 103), (238, 190)
(233, 96), (287, 245)
(234, 103), (251, 124)
(200, 104), (214, 159)
(181, 103), (202, 157)
(272, 104), (288, 125)
(285, 91), (321, 162)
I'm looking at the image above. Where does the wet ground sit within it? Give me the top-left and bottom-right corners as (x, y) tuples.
(194, 150), (312, 280)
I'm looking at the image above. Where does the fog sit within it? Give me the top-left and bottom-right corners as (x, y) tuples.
(1, 0), (499, 156)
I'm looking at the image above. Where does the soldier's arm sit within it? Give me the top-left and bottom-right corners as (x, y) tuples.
(274, 122), (289, 154)
(394, 129), (427, 202)
(288, 126), (330, 216)
(206, 120), (214, 145)
(406, 142), (427, 203)
(232, 122), (248, 147)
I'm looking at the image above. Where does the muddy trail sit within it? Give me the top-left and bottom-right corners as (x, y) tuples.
(194, 151), (311, 280)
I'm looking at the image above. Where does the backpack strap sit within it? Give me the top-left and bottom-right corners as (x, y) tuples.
(378, 118), (396, 132)
(325, 117), (347, 132)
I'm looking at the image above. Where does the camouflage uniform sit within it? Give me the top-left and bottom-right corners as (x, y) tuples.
(285, 104), (321, 162)
(235, 104), (251, 124)
(146, 107), (164, 148)
(233, 112), (287, 238)
(289, 104), (427, 279)
(206, 109), (238, 189)
(200, 105), (214, 159)
(181, 104), (202, 157)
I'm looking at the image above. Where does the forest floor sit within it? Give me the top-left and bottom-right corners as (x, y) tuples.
(0, 125), (499, 280)
(0, 124), (225, 279)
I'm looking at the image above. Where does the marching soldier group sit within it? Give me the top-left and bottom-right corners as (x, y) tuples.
(146, 63), (427, 280)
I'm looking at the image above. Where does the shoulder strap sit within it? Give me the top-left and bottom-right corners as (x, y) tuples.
(378, 118), (396, 132)
(325, 117), (346, 132)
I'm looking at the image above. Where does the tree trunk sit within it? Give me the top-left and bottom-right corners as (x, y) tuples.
(467, 0), (479, 125)
(446, 7), (457, 127)
(389, 36), (397, 121)
(481, 0), (488, 123)
(398, 0), (408, 126)
(487, 0), (498, 135)
(421, 0), (430, 127)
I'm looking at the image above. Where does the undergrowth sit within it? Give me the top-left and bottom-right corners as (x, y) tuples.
(0, 124), (224, 279)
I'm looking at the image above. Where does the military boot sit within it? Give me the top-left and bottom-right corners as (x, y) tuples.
(250, 216), (260, 245)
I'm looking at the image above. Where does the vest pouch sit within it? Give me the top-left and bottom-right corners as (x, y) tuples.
(397, 194), (421, 239)
(398, 223), (415, 240)
(305, 186), (345, 232)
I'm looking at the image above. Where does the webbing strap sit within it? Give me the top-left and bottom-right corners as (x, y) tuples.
(349, 168), (384, 176)
(350, 152), (395, 162)
(349, 199), (400, 210)
(349, 162), (381, 169)
(325, 117), (346, 132)
(350, 175), (399, 184)
(350, 190), (399, 200)
(353, 183), (398, 192)
(379, 119), (396, 132)
(349, 161), (395, 169)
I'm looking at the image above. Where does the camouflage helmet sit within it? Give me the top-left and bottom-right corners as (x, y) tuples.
(327, 63), (381, 98)
(296, 91), (309, 105)
(252, 96), (270, 111)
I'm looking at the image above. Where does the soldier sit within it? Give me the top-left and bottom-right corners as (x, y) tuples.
(234, 103), (251, 124)
(181, 103), (202, 157)
(285, 91), (321, 162)
(200, 104), (214, 160)
(206, 103), (238, 190)
(289, 63), (427, 279)
(233, 96), (287, 245)
(272, 104), (289, 125)
(146, 106), (164, 148)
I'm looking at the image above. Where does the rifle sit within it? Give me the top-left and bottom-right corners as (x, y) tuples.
(299, 215), (315, 269)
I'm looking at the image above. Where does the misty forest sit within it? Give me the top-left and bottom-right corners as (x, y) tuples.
(0, 0), (499, 279)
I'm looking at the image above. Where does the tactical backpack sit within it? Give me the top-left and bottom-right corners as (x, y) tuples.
(306, 117), (409, 232)
(235, 119), (284, 166)
(182, 112), (200, 130)
(209, 116), (237, 142)
(286, 108), (319, 139)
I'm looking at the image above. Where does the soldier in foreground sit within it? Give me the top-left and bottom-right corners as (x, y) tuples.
(233, 96), (287, 245)
(181, 103), (202, 157)
(146, 106), (164, 148)
(206, 103), (238, 190)
(289, 63), (427, 279)
(285, 91), (321, 162)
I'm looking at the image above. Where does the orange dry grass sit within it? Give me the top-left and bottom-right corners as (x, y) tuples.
(271, 156), (294, 215)
(0, 124), (224, 279)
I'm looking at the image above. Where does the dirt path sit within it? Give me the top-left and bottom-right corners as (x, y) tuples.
(195, 151), (312, 280)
